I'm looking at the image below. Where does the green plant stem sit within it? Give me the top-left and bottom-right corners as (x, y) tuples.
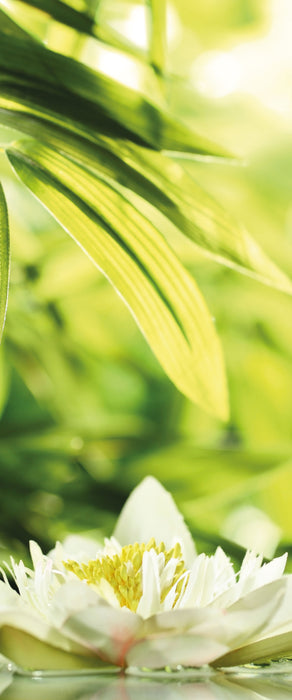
(147, 0), (167, 77)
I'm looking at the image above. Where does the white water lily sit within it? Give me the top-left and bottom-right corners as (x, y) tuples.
(0, 477), (291, 673)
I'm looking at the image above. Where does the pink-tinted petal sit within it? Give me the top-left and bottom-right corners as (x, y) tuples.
(126, 634), (228, 669)
(144, 605), (226, 635)
(59, 589), (143, 666)
(132, 577), (289, 670)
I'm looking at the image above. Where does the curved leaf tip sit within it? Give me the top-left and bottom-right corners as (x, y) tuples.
(7, 141), (229, 420)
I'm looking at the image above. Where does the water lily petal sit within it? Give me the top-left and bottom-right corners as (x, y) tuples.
(58, 586), (143, 666)
(159, 556), (180, 592)
(249, 553), (287, 590)
(0, 598), (97, 672)
(255, 574), (292, 637)
(178, 554), (216, 609)
(0, 581), (19, 605)
(136, 577), (288, 669)
(136, 550), (161, 619)
(126, 633), (228, 669)
(212, 547), (236, 594)
(144, 604), (227, 638)
(53, 579), (103, 620)
(29, 540), (45, 569)
(211, 578), (288, 667)
(49, 535), (102, 568)
(213, 552), (288, 609)
(113, 477), (196, 566)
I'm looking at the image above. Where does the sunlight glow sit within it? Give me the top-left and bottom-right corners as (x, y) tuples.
(191, 50), (241, 99)
(109, 3), (181, 51)
(81, 42), (141, 90)
(121, 5), (148, 49)
(191, 0), (292, 117)
(96, 47), (141, 89)
(222, 506), (281, 559)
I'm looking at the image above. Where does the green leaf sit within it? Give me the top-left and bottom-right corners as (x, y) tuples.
(112, 142), (292, 295)
(0, 183), (10, 343)
(0, 23), (231, 157)
(0, 6), (33, 38)
(213, 630), (292, 668)
(1, 106), (290, 294)
(7, 140), (229, 419)
(0, 1), (149, 64)
(147, 0), (167, 75)
(14, 0), (96, 36)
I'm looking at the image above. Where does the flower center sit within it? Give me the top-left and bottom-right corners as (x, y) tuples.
(64, 538), (186, 612)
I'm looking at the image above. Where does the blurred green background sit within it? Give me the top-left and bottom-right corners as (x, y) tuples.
(0, 0), (291, 568)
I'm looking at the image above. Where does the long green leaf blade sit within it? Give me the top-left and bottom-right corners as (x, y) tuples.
(1, 106), (290, 294)
(0, 184), (10, 343)
(2, 0), (148, 61)
(0, 5), (33, 38)
(111, 141), (292, 294)
(14, 0), (96, 36)
(7, 140), (229, 419)
(0, 22), (231, 157)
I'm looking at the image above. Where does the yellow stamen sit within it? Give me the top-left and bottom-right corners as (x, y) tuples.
(64, 539), (187, 612)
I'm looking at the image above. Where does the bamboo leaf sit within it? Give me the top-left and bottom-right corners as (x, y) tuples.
(12, 0), (96, 36)
(0, 5), (33, 38)
(111, 142), (292, 295)
(1, 107), (291, 294)
(2, 0), (149, 62)
(7, 140), (229, 419)
(147, 0), (167, 76)
(0, 183), (10, 343)
(0, 22), (231, 157)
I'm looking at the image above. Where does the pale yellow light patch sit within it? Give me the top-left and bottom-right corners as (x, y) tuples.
(64, 538), (187, 613)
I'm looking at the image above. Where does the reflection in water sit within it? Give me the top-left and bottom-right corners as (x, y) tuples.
(1, 665), (292, 700)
